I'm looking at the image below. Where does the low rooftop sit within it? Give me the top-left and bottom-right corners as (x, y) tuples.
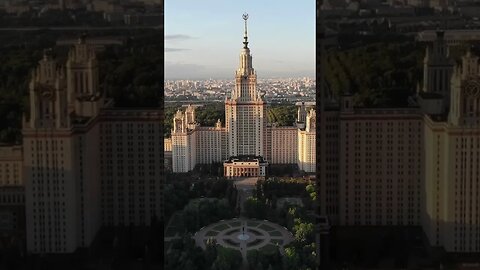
(224, 155), (265, 163)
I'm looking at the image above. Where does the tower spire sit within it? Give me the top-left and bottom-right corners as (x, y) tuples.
(242, 13), (249, 49)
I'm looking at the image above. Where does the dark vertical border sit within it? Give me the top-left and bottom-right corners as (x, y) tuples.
(315, 1), (322, 269)
(160, 0), (165, 268)
(315, 1), (331, 269)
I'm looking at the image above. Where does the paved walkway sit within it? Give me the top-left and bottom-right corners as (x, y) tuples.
(193, 218), (294, 269)
(233, 177), (258, 214)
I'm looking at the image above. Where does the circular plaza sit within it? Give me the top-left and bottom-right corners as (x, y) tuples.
(193, 218), (294, 258)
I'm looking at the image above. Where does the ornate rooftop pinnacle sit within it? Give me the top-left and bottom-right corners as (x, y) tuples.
(243, 13), (249, 49)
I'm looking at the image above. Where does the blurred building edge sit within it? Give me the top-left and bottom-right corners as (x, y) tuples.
(22, 34), (164, 254)
(315, 28), (480, 262)
(317, 3), (480, 267)
(317, 215), (330, 269)
(0, 144), (25, 253)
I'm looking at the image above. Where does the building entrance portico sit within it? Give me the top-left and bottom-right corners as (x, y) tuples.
(223, 155), (267, 178)
(231, 167), (258, 177)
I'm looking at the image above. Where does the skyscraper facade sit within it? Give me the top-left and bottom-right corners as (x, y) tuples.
(423, 48), (480, 252)
(225, 14), (266, 158)
(23, 37), (163, 254)
(316, 31), (480, 253)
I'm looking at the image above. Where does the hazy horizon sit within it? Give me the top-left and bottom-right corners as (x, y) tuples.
(164, 75), (316, 81)
(165, 0), (315, 79)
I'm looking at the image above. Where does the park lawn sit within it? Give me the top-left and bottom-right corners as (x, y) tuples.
(259, 224), (275, 231)
(213, 224), (230, 231)
(165, 213), (184, 237)
(271, 239), (283, 245)
(224, 239), (240, 248)
(247, 239), (263, 247)
(225, 229), (239, 236)
(229, 221), (241, 227)
(268, 231), (282, 237)
(260, 244), (278, 254)
(218, 245), (242, 257)
(205, 230), (219, 236)
(247, 221), (260, 227)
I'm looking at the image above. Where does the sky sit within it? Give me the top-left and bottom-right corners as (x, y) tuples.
(165, 0), (315, 79)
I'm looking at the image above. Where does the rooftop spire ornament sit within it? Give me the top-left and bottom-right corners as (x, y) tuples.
(243, 13), (249, 49)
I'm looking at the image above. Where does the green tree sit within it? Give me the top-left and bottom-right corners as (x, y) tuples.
(205, 238), (217, 266)
(305, 184), (317, 201)
(293, 219), (314, 243)
(243, 197), (267, 219)
(283, 246), (301, 270)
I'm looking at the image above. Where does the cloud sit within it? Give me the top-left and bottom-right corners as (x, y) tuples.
(165, 48), (190, 52)
(165, 34), (194, 40)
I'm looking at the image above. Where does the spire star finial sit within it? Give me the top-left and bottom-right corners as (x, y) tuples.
(242, 13), (249, 49)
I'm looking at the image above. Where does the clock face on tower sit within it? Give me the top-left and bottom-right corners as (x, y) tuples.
(463, 78), (480, 98)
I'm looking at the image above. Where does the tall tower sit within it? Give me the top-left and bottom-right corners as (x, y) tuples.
(66, 34), (103, 118)
(225, 14), (266, 158)
(422, 31), (454, 107)
(448, 49), (480, 125)
(24, 41), (102, 254)
(423, 49), (480, 253)
(25, 49), (68, 130)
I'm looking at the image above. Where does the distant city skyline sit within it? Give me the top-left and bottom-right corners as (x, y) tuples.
(165, 0), (315, 79)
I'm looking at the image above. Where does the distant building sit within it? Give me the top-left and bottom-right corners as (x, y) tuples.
(0, 186), (25, 235)
(298, 109), (316, 173)
(0, 147), (25, 240)
(0, 145), (23, 186)
(417, 30), (480, 45)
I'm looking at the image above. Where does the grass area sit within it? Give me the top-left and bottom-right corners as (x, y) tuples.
(247, 221), (260, 227)
(268, 231), (282, 237)
(259, 224), (275, 231)
(165, 213), (183, 237)
(225, 229), (239, 236)
(205, 230), (219, 236)
(224, 239), (240, 248)
(248, 229), (262, 236)
(217, 245), (242, 259)
(271, 239), (283, 245)
(213, 224), (230, 231)
(260, 244), (278, 254)
(229, 221), (241, 227)
(247, 239), (263, 248)
(187, 197), (217, 208)
(247, 249), (257, 257)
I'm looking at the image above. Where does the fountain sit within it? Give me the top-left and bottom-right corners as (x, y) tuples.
(237, 225), (250, 241)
